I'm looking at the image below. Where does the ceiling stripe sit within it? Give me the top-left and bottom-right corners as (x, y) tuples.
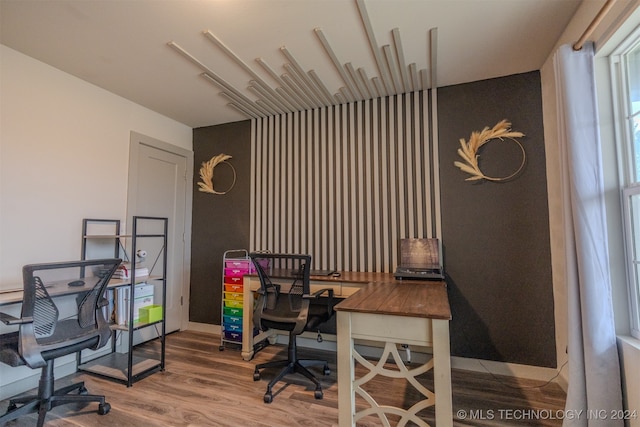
(170, 1), (437, 119)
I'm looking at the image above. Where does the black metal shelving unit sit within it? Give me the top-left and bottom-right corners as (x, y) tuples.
(77, 216), (167, 387)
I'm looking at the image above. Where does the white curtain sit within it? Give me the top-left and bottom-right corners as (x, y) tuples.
(554, 42), (623, 426)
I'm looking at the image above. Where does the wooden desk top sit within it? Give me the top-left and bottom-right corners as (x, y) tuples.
(248, 271), (451, 319)
(332, 274), (451, 320)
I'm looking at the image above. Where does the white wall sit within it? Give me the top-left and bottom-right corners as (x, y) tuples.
(0, 45), (192, 286)
(0, 44), (192, 398)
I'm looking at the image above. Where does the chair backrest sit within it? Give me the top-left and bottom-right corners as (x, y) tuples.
(249, 253), (311, 335)
(19, 258), (121, 368)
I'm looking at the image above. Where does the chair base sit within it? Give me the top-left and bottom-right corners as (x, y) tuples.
(0, 361), (110, 427)
(254, 351), (331, 403)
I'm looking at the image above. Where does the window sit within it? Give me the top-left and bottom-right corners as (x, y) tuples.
(612, 28), (640, 339)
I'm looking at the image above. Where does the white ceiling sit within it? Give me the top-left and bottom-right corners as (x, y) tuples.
(0, 0), (584, 128)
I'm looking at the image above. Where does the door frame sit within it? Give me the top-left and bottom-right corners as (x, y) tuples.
(127, 131), (193, 331)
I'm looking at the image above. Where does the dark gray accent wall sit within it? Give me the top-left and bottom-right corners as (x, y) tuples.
(190, 71), (556, 367)
(438, 71), (556, 367)
(191, 120), (252, 325)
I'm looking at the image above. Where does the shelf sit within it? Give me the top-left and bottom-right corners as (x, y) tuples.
(83, 234), (132, 239)
(78, 352), (162, 383)
(110, 319), (164, 332)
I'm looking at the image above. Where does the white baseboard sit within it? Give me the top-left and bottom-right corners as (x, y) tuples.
(450, 356), (564, 387)
(186, 323), (566, 387)
(187, 321), (220, 334)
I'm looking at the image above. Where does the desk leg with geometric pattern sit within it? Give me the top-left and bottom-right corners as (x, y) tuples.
(337, 311), (452, 427)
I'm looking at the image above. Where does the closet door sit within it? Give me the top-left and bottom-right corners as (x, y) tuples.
(127, 132), (192, 333)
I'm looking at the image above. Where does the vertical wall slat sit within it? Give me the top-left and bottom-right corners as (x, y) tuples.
(405, 93), (415, 238)
(299, 111), (309, 252)
(314, 108), (322, 267)
(249, 90), (437, 272)
(422, 91), (433, 238)
(389, 96), (399, 270)
(348, 102), (357, 270)
(285, 113), (293, 251)
(363, 99), (373, 271)
(371, 99), (380, 271)
(431, 88), (442, 240)
(335, 105), (344, 271)
(260, 118), (268, 249)
(380, 98), (390, 272)
(274, 115), (282, 252)
(293, 112), (300, 253)
(250, 118), (257, 250)
(355, 101), (367, 271)
(413, 92), (424, 238)
(253, 118), (259, 250)
(393, 95), (407, 244)
(338, 105), (348, 271)
(327, 106), (335, 269)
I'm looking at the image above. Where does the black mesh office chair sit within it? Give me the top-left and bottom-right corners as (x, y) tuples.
(249, 253), (334, 403)
(0, 258), (121, 427)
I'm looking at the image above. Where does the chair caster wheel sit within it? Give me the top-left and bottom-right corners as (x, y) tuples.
(323, 366), (331, 376)
(78, 386), (89, 395)
(263, 392), (273, 403)
(314, 389), (323, 399)
(253, 371), (261, 381)
(219, 345), (225, 351)
(98, 402), (111, 415)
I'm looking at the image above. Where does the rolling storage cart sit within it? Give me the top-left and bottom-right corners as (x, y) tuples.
(219, 249), (252, 351)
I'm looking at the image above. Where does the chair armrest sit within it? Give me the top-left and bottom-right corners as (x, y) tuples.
(304, 288), (335, 318)
(0, 312), (33, 325)
(304, 288), (334, 299)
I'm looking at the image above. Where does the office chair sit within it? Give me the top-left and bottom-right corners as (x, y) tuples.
(0, 258), (121, 427)
(249, 253), (334, 403)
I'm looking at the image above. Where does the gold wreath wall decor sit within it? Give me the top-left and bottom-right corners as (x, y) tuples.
(198, 153), (237, 194)
(454, 120), (526, 182)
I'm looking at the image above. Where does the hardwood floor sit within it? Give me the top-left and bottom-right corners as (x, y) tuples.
(0, 330), (565, 426)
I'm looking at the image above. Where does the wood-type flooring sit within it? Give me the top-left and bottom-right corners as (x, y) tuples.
(0, 330), (566, 426)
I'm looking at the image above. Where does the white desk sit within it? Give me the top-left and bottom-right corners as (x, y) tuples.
(335, 279), (452, 426)
(241, 272), (452, 426)
(241, 271), (375, 361)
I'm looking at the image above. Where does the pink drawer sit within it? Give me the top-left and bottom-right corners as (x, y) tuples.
(225, 259), (251, 269)
(224, 276), (244, 285)
(224, 267), (249, 277)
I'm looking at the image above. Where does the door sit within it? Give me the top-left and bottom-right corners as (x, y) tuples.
(127, 132), (192, 333)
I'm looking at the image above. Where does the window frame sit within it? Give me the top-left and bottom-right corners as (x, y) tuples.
(622, 185), (640, 338)
(610, 25), (640, 340)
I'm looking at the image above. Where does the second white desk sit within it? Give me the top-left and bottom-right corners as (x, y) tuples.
(240, 272), (370, 361)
